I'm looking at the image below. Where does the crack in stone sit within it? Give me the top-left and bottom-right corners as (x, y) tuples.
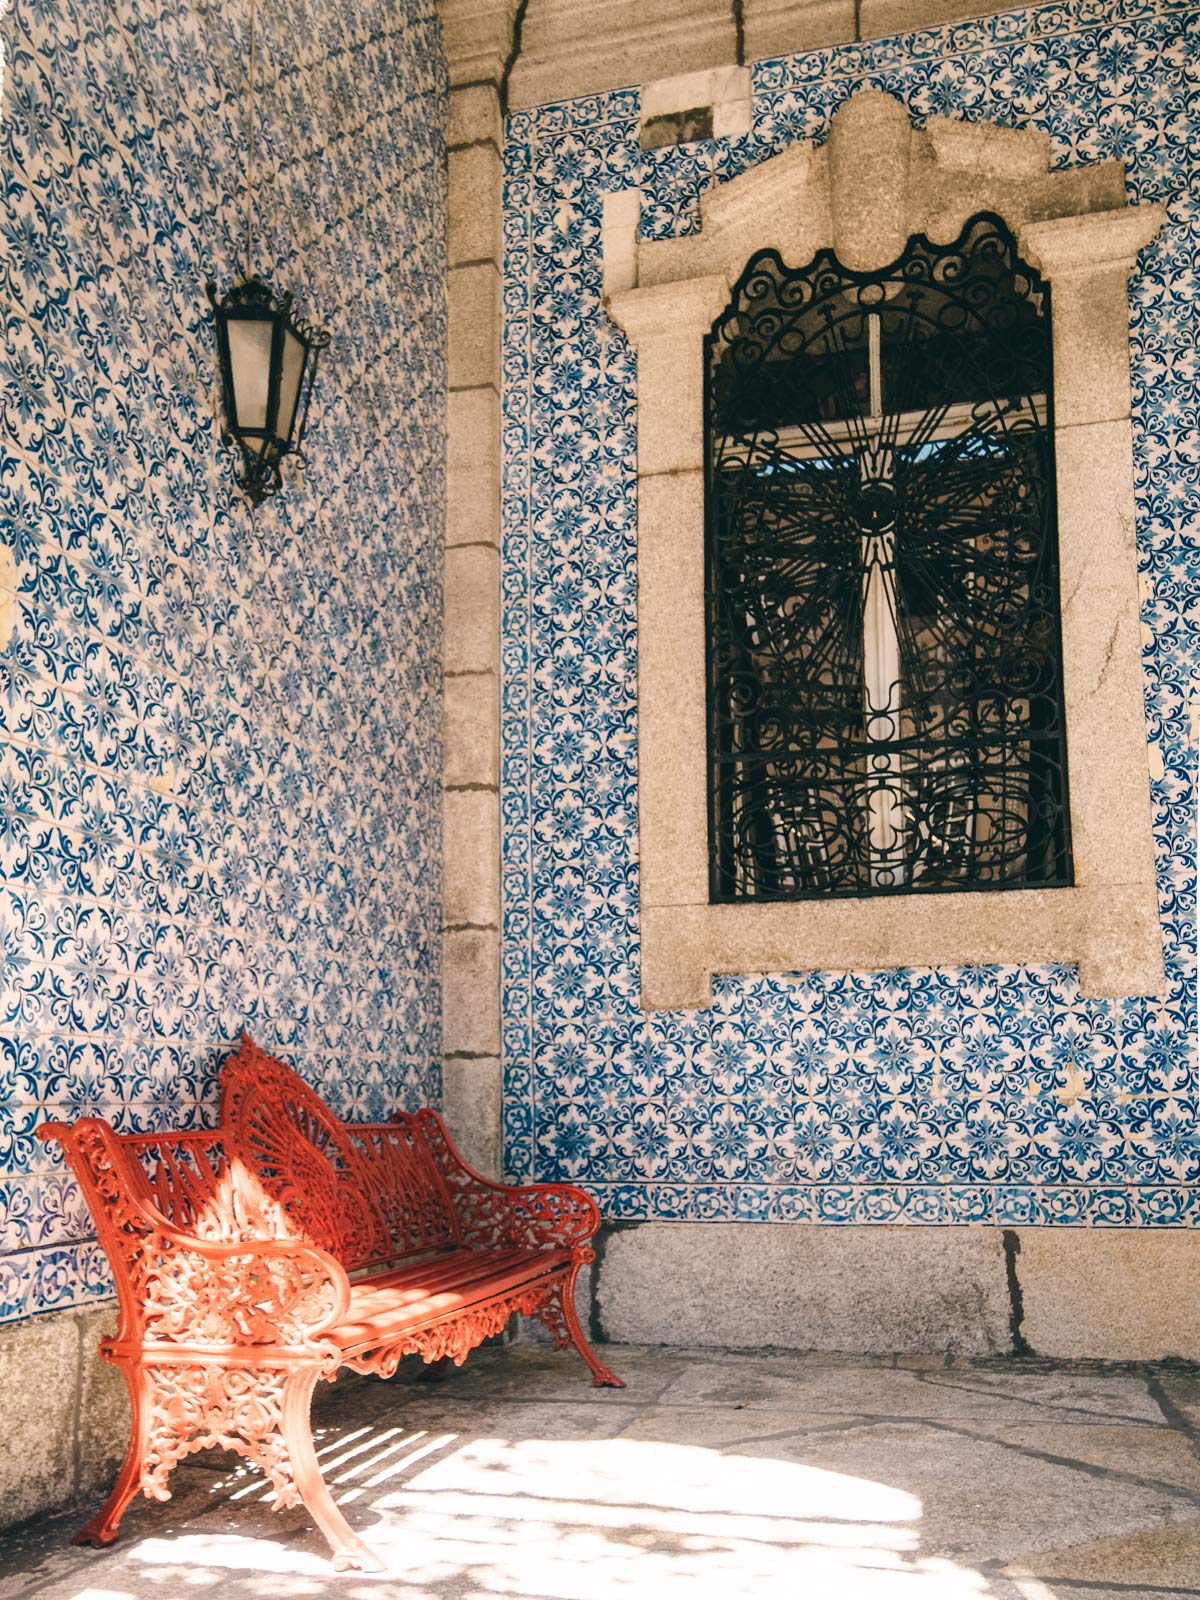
(1096, 616), (1121, 693)
(714, 1416), (890, 1452)
(903, 1416), (1200, 1507)
(981, 1571), (1200, 1598)
(632, 1402), (1200, 1504)
(500, 0), (530, 118)
(1063, 562), (1086, 615)
(1003, 1229), (1031, 1355)
(1148, 1374), (1200, 1464)
(912, 1369), (1164, 1429)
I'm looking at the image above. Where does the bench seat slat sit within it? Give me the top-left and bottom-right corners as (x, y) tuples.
(331, 1245), (573, 1352)
(348, 1244), (567, 1302)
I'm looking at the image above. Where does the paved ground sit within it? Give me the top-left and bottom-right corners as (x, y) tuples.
(3, 1343), (1200, 1599)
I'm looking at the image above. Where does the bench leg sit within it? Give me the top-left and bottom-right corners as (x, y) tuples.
(73, 1362), (152, 1548)
(282, 1369), (387, 1573)
(533, 1268), (625, 1389)
(75, 1358), (385, 1573)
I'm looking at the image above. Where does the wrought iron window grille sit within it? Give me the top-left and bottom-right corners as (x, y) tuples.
(705, 213), (1073, 903)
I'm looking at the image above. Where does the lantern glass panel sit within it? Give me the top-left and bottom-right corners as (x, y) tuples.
(278, 327), (308, 444)
(227, 315), (275, 431)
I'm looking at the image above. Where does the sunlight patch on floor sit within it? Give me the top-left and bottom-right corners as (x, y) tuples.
(122, 1434), (1005, 1599)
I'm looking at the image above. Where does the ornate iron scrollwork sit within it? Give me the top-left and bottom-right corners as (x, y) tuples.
(706, 212), (1072, 902)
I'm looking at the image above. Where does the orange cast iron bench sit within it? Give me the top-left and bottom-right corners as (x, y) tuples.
(38, 1035), (622, 1573)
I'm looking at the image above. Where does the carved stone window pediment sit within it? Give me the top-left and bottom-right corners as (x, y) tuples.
(604, 90), (1167, 1008)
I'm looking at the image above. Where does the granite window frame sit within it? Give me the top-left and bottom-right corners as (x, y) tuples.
(605, 90), (1167, 1009)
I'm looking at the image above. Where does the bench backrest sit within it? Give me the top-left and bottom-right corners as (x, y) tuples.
(120, 1128), (237, 1233)
(220, 1036), (462, 1270)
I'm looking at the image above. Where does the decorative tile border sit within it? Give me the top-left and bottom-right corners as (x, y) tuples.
(755, 0), (1195, 88)
(580, 1183), (1200, 1227)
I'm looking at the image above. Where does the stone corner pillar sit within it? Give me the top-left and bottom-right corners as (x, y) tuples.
(436, 0), (520, 1177)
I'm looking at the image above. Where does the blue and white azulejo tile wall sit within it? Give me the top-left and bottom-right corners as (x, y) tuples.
(501, 0), (1200, 1225)
(0, 0), (446, 1322)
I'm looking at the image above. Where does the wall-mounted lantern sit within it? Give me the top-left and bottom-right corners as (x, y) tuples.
(207, 277), (329, 506)
(209, 0), (329, 508)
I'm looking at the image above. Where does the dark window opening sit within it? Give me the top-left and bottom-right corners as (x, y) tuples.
(705, 213), (1073, 902)
(641, 106), (714, 149)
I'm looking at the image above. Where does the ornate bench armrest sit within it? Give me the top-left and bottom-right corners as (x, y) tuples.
(139, 1225), (351, 1351)
(39, 1117), (350, 1353)
(506, 1183), (601, 1253)
(408, 1110), (601, 1254)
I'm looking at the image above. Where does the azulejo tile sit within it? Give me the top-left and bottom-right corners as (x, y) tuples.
(502, 0), (1200, 1221)
(0, 0), (446, 1320)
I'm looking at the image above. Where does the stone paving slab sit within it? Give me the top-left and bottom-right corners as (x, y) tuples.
(1004, 1522), (1200, 1590)
(2, 1344), (1199, 1600)
(652, 1357), (1169, 1424)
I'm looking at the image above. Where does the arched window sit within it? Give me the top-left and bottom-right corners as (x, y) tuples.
(706, 214), (1072, 902)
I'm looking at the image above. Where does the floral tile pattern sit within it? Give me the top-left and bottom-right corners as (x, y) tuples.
(501, 0), (1200, 1223)
(0, 0), (447, 1322)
